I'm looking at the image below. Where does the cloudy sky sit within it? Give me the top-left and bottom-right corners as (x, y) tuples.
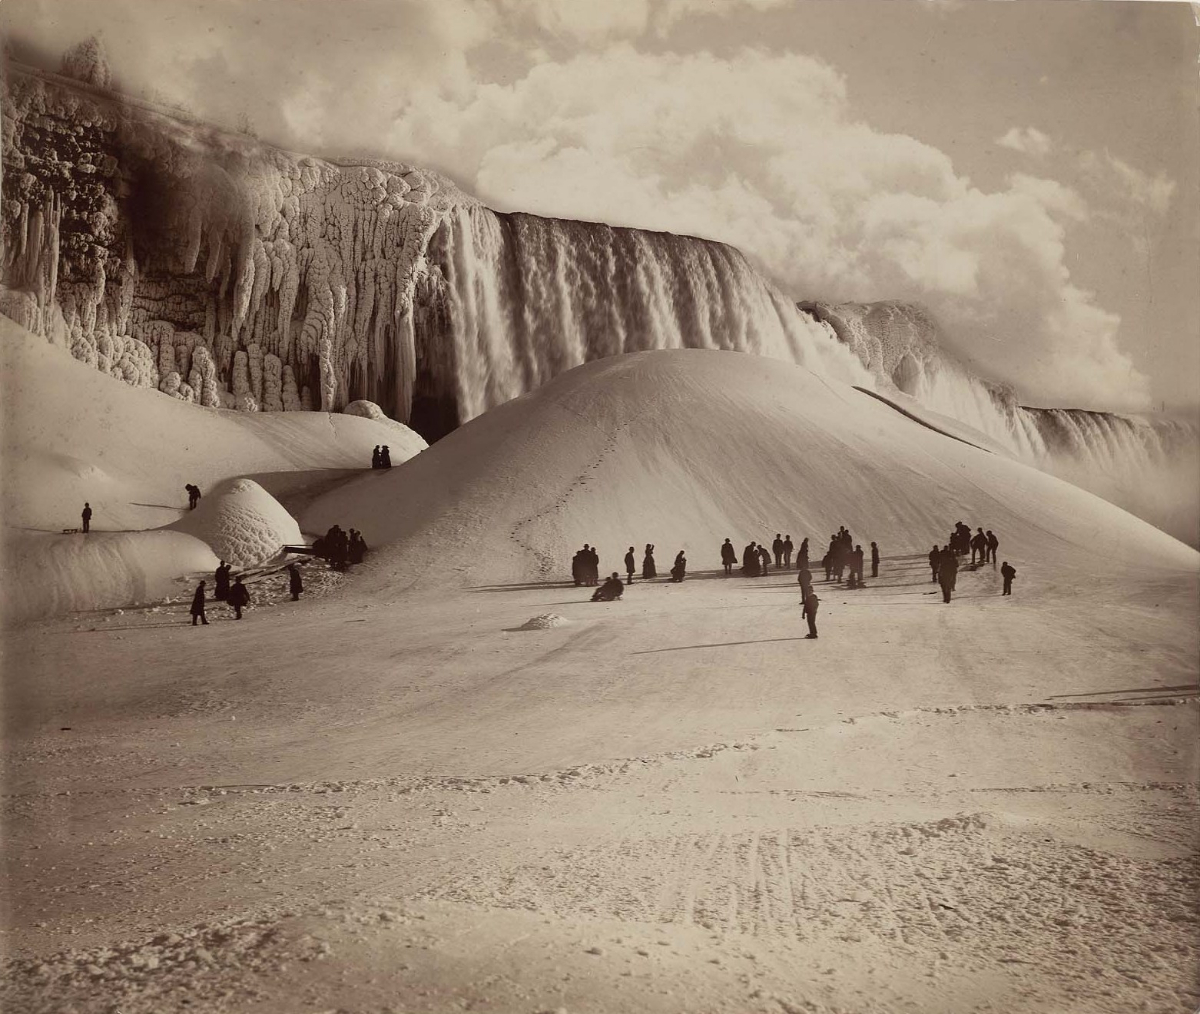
(3, 0), (1197, 412)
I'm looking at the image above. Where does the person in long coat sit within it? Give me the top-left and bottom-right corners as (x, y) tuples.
(670, 551), (687, 583)
(228, 577), (251, 620)
(938, 548), (958, 603)
(214, 561), (230, 601)
(288, 563), (303, 601)
(190, 581), (209, 626)
(758, 544), (771, 576)
(928, 545), (940, 582)
(742, 542), (760, 577)
(625, 547), (637, 585)
(801, 592), (819, 638)
(986, 530), (999, 564)
(720, 538), (737, 575)
(798, 565), (813, 600)
(783, 535), (794, 569)
(1001, 561), (1017, 595)
(870, 542), (880, 578)
(81, 502), (92, 533)
(642, 544), (657, 580)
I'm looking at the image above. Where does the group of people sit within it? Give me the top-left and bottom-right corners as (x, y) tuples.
(312, 525), (368, 571)
(928, 522), (1016, 602)
(191, 560), (251, 625)
(586, 544), (687, 600)
(572, 545), (602, 586)
(370, 446), (393, 469)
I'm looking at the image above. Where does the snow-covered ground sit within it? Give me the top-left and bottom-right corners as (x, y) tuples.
(1, 340), (1197, 1013)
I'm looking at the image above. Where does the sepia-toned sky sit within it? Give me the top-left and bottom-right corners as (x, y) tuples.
(3, 0), (1197, 413)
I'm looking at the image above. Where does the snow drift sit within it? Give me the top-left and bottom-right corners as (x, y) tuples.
(301, 349), (1197, 596)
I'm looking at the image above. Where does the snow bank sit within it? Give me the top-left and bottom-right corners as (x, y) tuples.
(169, 479), (302, 570)
(0, 530), (217, 626)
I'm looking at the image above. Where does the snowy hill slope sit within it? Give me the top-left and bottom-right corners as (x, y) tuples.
(0, 316), (425, 533)
(302, 348), (1196, 593)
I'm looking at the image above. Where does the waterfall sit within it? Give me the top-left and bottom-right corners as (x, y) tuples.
(420, 207), (872, 429)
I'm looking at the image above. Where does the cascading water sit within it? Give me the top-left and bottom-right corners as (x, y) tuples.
(805, 301), (1200, 546)
(423, 206), (871, 427)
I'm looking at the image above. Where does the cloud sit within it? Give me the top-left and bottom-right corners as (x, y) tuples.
(389, 45), (1150, 409)
(996, 126), (1052, 158)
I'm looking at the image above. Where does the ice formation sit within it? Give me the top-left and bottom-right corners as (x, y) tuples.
(804, 300), (1200, 545)
(169, 478), (302, 570)
(1, 54), (1194, 542)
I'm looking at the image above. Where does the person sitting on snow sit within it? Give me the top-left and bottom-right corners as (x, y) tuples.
(592, 573), (625, 602)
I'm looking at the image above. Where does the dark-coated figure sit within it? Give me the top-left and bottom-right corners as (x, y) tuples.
(186, 484), (201, 510)
(81, 502), (92, 533)
(798, 537), (809, 570)
(986, 530), (998, 564)
(720, 539), (737, 576)
(371, 446), (381, 469)
(938, 548), (958, 604)
(288, 563), (303, 601)
(670, 551), (687, 583)
(742, 542), (760, 578)
(214, 561), (231, 601)
(625, 547), (637, 584)
(228, 577), (250, 619)
(380, 446), (392, 468)
(758, 544), (771, 576)
(971, 527), (988, 565)
(592, 573), (625, 602)
(929, 545), (940, 582)
(783, 535), (794, 569)
(642, 544), (656, 580)
(870, 542), (879, 578)
(772, 534), (784, 569)
(801, 592), (819, 639)
(1001, 561), (1016, 596)
(190, 581), (209, 626)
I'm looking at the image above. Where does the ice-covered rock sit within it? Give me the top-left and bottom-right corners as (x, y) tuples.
(169, 479), (302, 569)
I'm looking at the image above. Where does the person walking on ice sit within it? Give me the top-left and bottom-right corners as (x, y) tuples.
(81, 502), (92, 533)
(190, 581), (209, 626)
(1001, 561), (1017, 596)
(801, 591), (819, 639)
(228, 577), (250, 619)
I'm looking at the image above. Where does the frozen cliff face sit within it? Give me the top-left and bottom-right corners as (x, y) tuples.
(1, 58), (864, 440)
(1, 59), (474, 428)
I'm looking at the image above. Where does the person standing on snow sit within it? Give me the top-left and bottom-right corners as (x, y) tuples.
(642, 544), (657, 580)
(81, 502), (92, 533)
(971, 527), (988, 565)
(758, 543), (771, 576)
(929, 545), (941, 583)
(228, 577), (250, 620)
(720, 539), (737, 576)
(380, 446), (392, 468)
(190, 581), (209, 626)
(1001, 561), (1017, 596)
(288, 563), (303, 601)
(870, 542), (880, 578)
(214, 561), (231, 601)
(801, 591), (820, 639)
(371, 446), (381, 469)
(625, 547), (636, 585)
(185, 484), (201, 510)
(986, 530), (999, 564)
(772, 534), (784, 569)
(670, 551), (687, 583)
(939, 547), (958, 603)
(742, 542), (760, 577)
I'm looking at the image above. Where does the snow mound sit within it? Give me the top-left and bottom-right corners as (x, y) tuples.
(515, 613), (572, 630)
(301, 349), (1196, 595)
(169, 479), (301, 570)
